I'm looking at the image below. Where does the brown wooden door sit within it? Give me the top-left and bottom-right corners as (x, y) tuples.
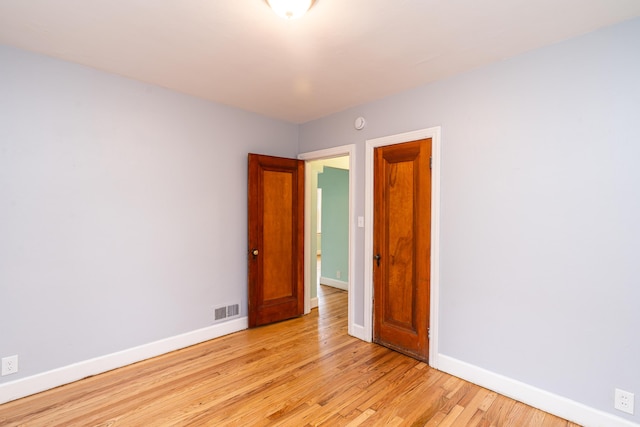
(373, 138), (432, 361)
(248, 153), (305, 327)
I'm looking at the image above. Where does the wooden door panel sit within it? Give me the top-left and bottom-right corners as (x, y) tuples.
(385, 159), (416, 330)
(374, 139), (431, 361)
(262, 170), (293, 301)
(248, 154), (304, 327)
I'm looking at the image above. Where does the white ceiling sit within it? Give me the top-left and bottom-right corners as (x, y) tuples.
(1, 1), (639, 123)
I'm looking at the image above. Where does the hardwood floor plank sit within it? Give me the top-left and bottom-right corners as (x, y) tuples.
(467, 409), (488, 427)
(437, 404), (466, 427)
(478, 391), (498, 412)
(343, 408), (375, 426)
(448, 388), (492, 426)
(0, 286), (581, 427)
(424, 411), (448, 427)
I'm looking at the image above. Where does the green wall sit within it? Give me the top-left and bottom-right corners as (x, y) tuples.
(317, 167), (349, 285)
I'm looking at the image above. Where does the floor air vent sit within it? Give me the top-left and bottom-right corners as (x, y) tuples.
(214, 303), (241, 322)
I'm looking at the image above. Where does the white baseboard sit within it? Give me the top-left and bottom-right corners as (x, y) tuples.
(438, 354), (638, 427)
(310, 297), (318, 309)
(349, 323), (369, 342)
(319, 277), (348, 291)
(0, 317), (248, 405)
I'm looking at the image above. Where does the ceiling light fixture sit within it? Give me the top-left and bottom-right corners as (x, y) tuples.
(266, 0), (315, 20)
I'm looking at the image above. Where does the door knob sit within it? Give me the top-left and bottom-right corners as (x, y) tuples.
(374, 253), (381, 267)
(251, 249), (259, 257)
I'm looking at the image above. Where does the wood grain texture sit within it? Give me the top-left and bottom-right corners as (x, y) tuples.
(0, 286), (579, 426)
(248, 153), (304, 327)
(374, 138), (431, 361)
(262, 169), (294, 300)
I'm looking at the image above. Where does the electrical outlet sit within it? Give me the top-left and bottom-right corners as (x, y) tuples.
(1, 355), (18, 376)
(615, 388), (635, 415)
(336, 270), (341, 279)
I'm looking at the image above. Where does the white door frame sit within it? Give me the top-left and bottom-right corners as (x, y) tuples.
(365, 127), (441, 367)
(298, 144), (357, 337)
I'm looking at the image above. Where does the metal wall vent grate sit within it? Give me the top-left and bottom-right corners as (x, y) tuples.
(214, 307), (227, 321)
(213, 303), (241, 322)
(227, 304), (239, 317)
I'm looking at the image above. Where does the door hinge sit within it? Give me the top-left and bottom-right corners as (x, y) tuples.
(429, 156), (432, 170)
(428, 327), (431, 339)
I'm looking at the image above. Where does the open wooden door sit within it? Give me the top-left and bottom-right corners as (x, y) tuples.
(248, 153), (304, 327)
(373, 138), (432, 361)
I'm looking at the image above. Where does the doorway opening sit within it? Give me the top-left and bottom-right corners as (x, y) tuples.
(299, 145), (357, 337)
(310, 156), (349, 303)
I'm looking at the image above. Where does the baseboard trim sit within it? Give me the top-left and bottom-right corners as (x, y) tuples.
(319, 277), (348, 291)
(310, 297), (318, 309)
(438, 354), (638, 427)
(349, 323), (369, 342)
(0, 317), (248, 405)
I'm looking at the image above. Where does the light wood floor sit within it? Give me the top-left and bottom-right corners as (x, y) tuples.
(0, 286), (580, 426)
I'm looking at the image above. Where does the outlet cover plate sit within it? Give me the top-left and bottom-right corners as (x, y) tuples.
(1, 355), (18, 376)
(615, 388), (635, 415)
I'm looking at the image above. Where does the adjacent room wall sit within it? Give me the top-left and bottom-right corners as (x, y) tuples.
(299, 18), (640, 425)
(0, 45), (298, 387)
(318, 167), (349, 288)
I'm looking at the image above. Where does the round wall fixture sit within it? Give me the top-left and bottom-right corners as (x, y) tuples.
(354, 116), (366, 130)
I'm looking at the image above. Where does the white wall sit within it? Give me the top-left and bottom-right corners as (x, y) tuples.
(0, 45), (298, 386)
(299, 18), (640, 425)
